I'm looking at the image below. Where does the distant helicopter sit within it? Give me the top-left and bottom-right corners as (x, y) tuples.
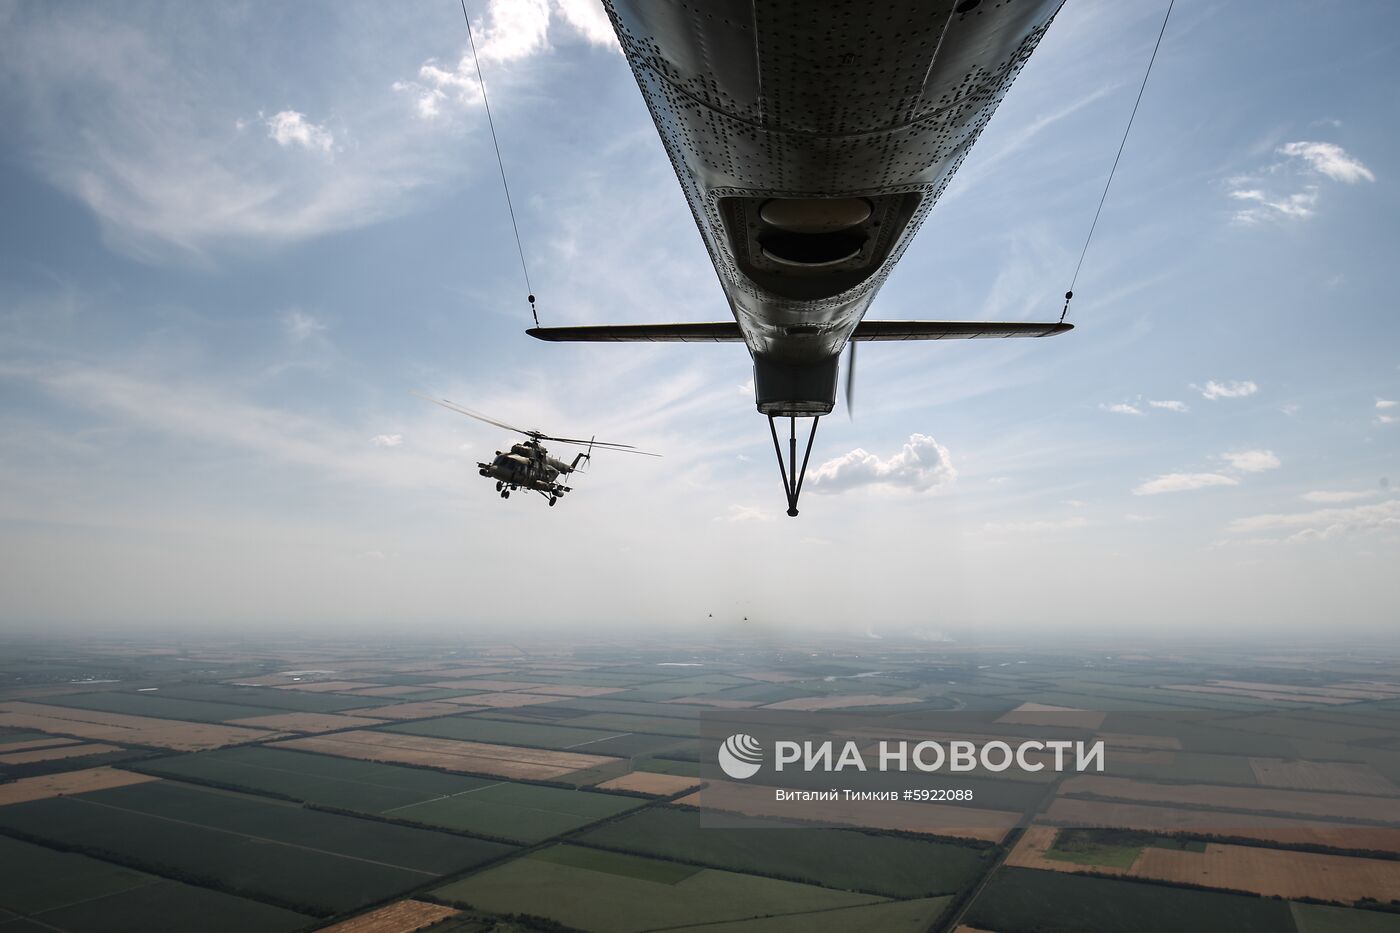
(418, 395), (659, 506)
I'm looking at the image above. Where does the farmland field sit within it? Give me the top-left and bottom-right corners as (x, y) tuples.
(33, 691), (285, 723)
(390, 778), (645, 842)
(965, 866), (1295, 933)
(272, 730), (624, 782)
(151, 683), (385, 713)
(0, 779), (514, 914)
(0, 835), (311, 932)
(435, 843), (890, 932)
(576, 805), (991, 897)
(383, 714), (685, 756)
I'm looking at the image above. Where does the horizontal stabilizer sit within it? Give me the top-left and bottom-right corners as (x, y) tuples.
(526, 320), (1072, 343)
(527, 323), (743, 342)
(852, 321), (1072, 340)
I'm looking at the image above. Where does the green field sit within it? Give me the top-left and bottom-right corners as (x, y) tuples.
(32, 691), (287, 723)
(150, 683), (384, 712)
(136, 745), (496, 811)
(965, 867), (1295, 933)
(383, 714), (686, 757)
(576, 806), (990, 897)
(1045, 829), (1204, 869)
(1290, 902), (1400, 932)
(435, 843), (890, 932)
(659, 896), (953, 932)
(0, 835), (311, 932)
(391, 779), (646, 843)
(0, 780), (514, 915)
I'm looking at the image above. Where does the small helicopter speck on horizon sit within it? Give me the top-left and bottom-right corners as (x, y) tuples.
(418, 395), (660, 507)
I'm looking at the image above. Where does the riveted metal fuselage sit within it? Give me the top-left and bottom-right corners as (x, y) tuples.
(604, 0), (1065, 414)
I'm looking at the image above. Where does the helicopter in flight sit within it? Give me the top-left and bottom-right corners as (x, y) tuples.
(418, 395), (659, 506)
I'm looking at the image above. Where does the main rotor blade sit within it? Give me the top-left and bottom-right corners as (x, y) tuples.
(414, 393), (533, 435)
(844, 341), (856, 420)
(541, 435), (662, 457)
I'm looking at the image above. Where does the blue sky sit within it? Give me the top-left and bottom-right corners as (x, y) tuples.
(0, 0), (1396, 634)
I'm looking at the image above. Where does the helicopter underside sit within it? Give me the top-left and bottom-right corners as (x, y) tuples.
(478, 461), (570, 506)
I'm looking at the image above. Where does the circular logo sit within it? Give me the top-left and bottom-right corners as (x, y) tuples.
(717, 733), (763, 779)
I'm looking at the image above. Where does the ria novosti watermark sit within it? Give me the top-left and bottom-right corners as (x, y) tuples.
(717, 733), (1104, 780)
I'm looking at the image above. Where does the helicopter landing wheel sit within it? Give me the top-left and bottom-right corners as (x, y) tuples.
(495, 481), (502, 491)
(548, 496), (557, 507)
(501, 490), (510, 499)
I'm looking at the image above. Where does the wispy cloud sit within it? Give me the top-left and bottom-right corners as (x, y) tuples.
(810, 434), (955, 494)
(1100, 402), (1143, 416)
(370, 434), (403, 448)
(1224, 498), (1400, 544)
(722, 505), (773, 523)
(1302, 490), (1376, 504)
(1133, 472), (1239, 496)
(281, 310), (327, 343)
(1193, 380), (1258, 400)
(1221, 449), (1280, 473)
(982, 516), (1088, 534)
(1226, 140), (1373, 224)
(1278, 141), (1376, 184)
(1147, 399), (1189, 412)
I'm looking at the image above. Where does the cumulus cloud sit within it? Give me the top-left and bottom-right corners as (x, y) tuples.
(265, 110), (334, 153)
(1378, 399), (1398, 409)
(1221, 449), (1280, 473)
(1100, 403), (1143, 416)
(810, 434), (955, 494)
(370, 434), (403, 448)
(1279, 141), (1376, 184)
(1133, 473), (1240, 496)
(1227, 141), (1373, 224)
(1193, 380), (1258, 400)
(395, 0), (616, 119)
(1147, 399), (1189, 412)
(1224, 498), (1400, 544)
(555, 0), (619, 48)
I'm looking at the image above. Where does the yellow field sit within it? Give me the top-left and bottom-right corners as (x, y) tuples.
(0, 767), (159, 805)
(273, 730), (620, 781)
(594, 772), (705, 796)
(0, 742), (123, 765)
(318, 899), (460, 932)
(226, 712), (388, 733)
(0, 701), (280, 751)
